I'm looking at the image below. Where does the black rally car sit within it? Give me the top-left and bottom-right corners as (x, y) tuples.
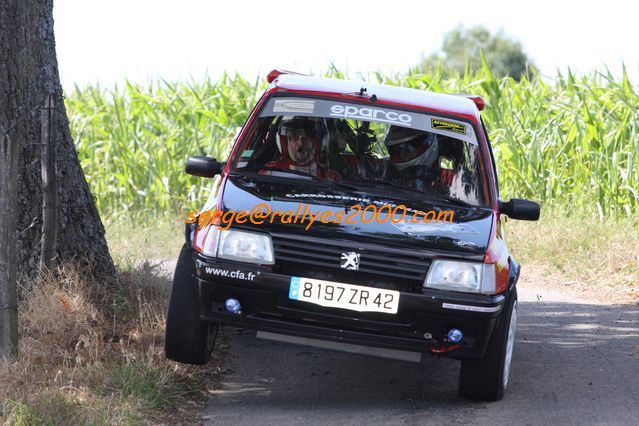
(165, 70), (540, 401)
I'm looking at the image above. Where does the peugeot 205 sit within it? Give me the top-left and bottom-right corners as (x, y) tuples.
(164, 70), (540, 401)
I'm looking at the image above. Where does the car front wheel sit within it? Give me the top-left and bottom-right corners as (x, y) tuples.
(458, 288), (518, 401)
(165, 244), (218, 364)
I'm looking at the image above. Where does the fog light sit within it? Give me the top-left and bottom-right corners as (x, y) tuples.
(225, 298), (241, 314)
(447, 328), (463, 343)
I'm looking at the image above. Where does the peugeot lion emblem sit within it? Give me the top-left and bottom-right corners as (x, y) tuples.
(340, 252), (360, 271)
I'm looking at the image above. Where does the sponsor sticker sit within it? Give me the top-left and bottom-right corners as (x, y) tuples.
(330, 104), (413, 126)
(259, 97), (477, 145)
(431, 118), (466, 135)
(204, 267), (256, 281)
(273, 99), (315, 114)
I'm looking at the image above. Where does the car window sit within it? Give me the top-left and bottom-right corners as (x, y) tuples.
(480, 117), (499, 199)
(233, 97), (489, 207)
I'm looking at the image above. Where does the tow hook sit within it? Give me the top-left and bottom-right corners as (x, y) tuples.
(429, 344), (460, 355)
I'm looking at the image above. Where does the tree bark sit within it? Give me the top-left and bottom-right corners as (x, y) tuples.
(0, 1), (115, 282)
(0, 135), (18, 358)
(40, 94), (58, 270)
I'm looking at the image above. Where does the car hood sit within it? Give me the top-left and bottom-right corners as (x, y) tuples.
(220, 174), (493, 257)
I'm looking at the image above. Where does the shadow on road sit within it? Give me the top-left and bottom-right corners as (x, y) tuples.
(203, 299), (639, 425)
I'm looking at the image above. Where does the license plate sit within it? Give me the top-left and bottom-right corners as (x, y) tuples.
(288, 277), (399, 314)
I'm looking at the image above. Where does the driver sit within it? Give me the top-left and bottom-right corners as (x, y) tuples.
(263, 116), (341, 180)
(384, 126), (440, 191)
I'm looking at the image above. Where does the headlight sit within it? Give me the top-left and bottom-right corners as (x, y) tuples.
(196, 225), (220, 257)
(424, 260), (496, 294)
(217, 229), (274, 265)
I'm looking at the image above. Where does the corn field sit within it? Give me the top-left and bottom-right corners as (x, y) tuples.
(66, 66), (639, 221)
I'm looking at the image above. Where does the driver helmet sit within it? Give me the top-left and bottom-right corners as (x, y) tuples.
(276, 116), (322, 165)
(384, 126), (439, 170)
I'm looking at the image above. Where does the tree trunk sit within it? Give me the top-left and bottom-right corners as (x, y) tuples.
(0, 135), (19, 358)
(0, 1), (115, 282)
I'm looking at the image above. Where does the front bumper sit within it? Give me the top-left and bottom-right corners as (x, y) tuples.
(194, 254), (510, 360)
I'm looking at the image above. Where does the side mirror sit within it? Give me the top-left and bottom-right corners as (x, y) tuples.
(499, 198), (540, 221)
(185, 156), (225, 178)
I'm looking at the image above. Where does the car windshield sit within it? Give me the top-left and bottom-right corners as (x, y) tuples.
(232, 96), (490, 207)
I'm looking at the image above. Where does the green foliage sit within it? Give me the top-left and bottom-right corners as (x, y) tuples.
(110, 280), (132, 321)
(1, 399), (42, 425)
(67, 73), (264, 221)
(66, 67), (639, 221)
(420, 25), (536, 81)
(103, 364), (188, 411)
(399, 66), (639, 217)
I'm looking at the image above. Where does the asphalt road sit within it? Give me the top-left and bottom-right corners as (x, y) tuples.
(201, 280), (639, 425)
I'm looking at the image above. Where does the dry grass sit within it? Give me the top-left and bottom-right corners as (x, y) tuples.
(508, 207), (639, 301)
(105, 219), (184, 266)
(0, 260), (217, 425)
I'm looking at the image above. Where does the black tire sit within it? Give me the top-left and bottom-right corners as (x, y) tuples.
(165, 244), (218, 364)
(459, 288), (518, 401)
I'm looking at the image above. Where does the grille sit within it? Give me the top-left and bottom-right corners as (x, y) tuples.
(270, 233), (431, 291)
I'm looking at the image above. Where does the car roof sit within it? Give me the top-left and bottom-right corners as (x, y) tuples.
(270, 74), (481, 120)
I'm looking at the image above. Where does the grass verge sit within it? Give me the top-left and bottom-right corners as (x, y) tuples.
(508, 206), (639, 301)
(0, 247), (220, 425)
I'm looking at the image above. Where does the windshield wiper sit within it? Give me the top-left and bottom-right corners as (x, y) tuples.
(366, 179), (475, 208)
(367, 179), (414, 193)
(422, 193), (474, 208)
(260, 168), (363, 191)
(257, 167), (315, 179)
(236, 168), (361, 191)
